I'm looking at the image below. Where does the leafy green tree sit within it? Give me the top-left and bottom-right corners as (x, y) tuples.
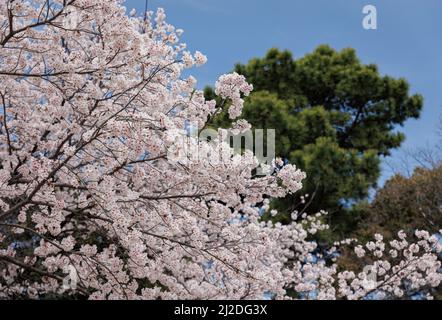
(205, 45), (423, 236)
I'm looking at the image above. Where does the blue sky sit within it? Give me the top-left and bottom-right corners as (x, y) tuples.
(125, 0), (442, 185)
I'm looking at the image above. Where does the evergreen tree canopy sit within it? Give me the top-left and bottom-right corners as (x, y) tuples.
(205, 45), (423, 232)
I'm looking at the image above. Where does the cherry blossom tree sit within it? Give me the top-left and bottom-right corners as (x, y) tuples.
(0, 0), (441, 300)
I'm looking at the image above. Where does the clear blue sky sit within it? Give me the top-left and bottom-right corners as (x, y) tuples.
(125, 0), (442, 185)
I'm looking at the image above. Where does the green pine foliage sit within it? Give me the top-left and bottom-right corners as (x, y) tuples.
(205, 45), (423, 238)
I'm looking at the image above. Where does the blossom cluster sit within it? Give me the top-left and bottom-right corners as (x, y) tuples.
(215, 73), (253, 119)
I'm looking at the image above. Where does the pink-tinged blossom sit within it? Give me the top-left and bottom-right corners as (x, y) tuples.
(277, 164), (306, 194)
(215, 73), (253, 120)
(194, 51), (208, 66)
(355, 246), (366, 258)
(231, 119), (252, 135)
